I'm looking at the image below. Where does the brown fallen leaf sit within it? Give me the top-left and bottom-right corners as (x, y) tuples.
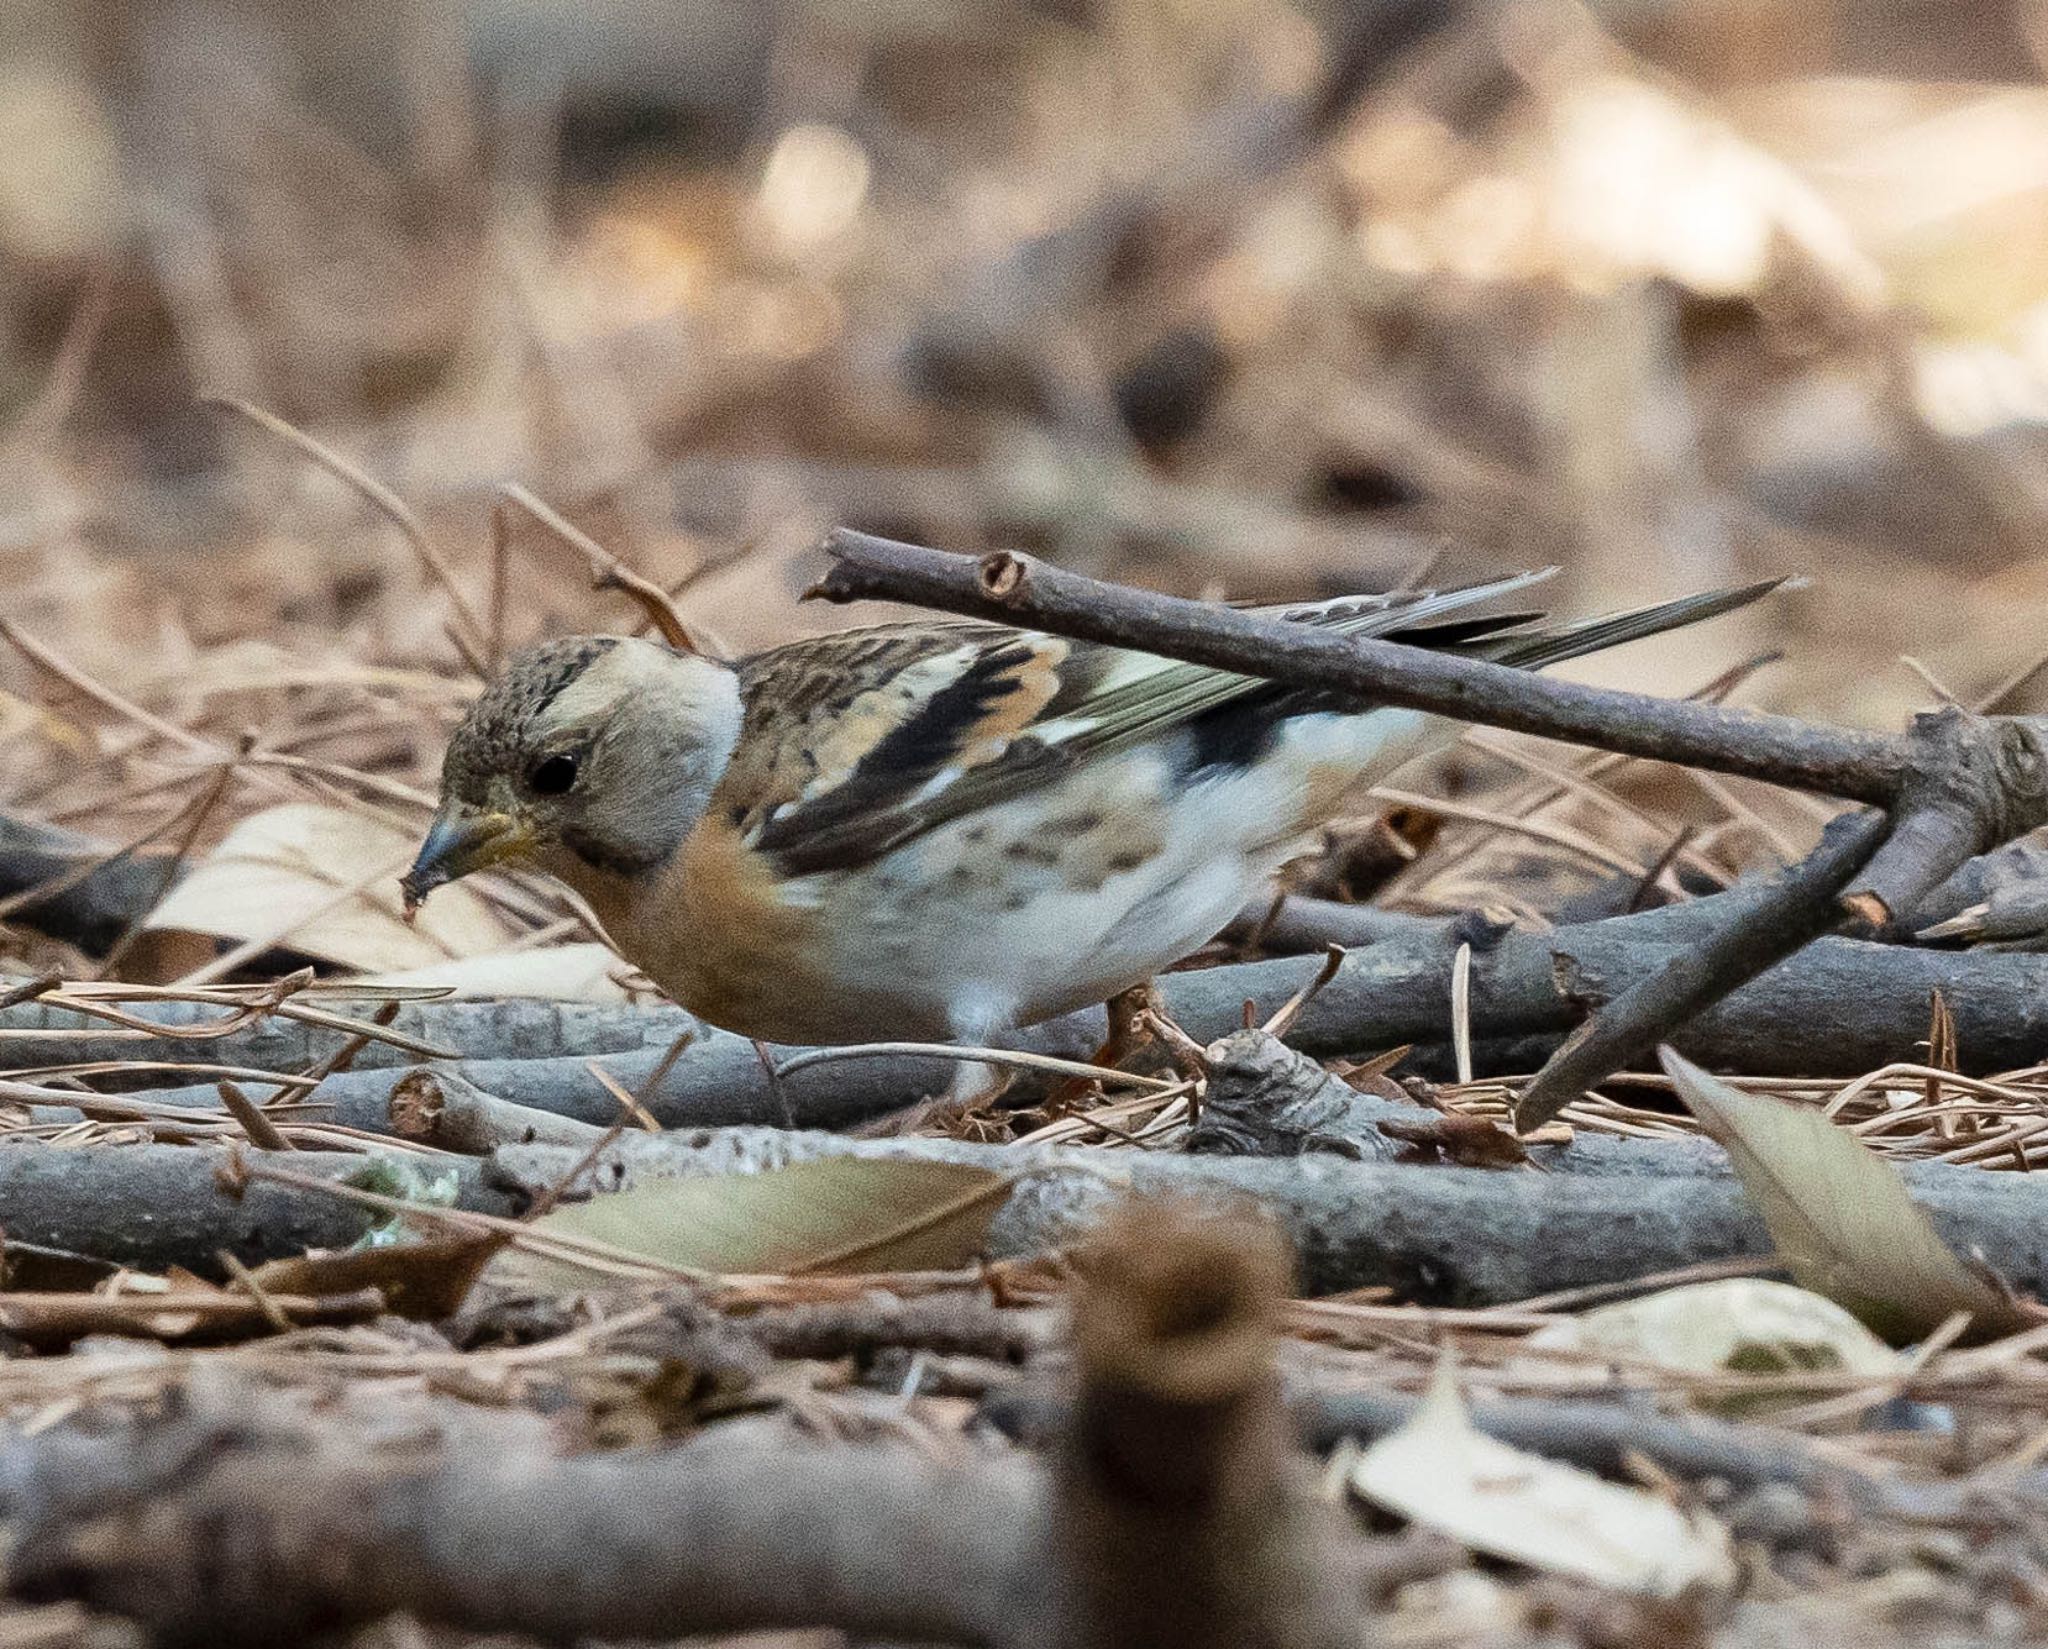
(244, 1232), (506, 1321)
(1377, 1114), (1531, 1168)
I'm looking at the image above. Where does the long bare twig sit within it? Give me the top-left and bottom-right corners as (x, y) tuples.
(812, 531), (1904, 802)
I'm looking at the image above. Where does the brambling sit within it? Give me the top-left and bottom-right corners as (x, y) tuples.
(403, 570), (1772, 1049)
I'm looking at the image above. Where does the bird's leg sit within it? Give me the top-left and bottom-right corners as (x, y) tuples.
(1036, 981), (1168, 1120)
(941, 1056), (1013, 1115)
(1092, 980), (1166, 1071)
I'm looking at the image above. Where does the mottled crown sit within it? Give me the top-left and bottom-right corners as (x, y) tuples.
(440, 636), (620, 802)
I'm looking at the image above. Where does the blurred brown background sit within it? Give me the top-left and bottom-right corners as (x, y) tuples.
(7, 0), (2048, 942)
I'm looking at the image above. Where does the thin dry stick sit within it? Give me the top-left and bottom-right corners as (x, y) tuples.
(753, 1038), (795, 1128)
(631, 1030), (697, 1117)
(775, 1043), (1180, 1092)
(585, 1061), (663, 1133)
(22, 983), (453, 1061)
(0, 976), (61, 1012)
(1626, 825), (1699, 914)
(497, 483), (701, 652)
(441, 619), (491, 681)
(206, 397), (491, 661)
(98, 740), (250, 979)
(522, 1107), (636, 1221)
(1367, 785), (1648, 877)
(1899, 656), (1960, 708)
(0, 619), (221, 760)
(1259, 943), (1343, 1040)
(11, 1059), (320, 1096)
(241, 752), (439, 810)
(3, 263), (113, 448)
(1977, 644), (2048, 716)
(214, 1250), (297, 1332)
(1683, 769), (1805, 863)
(296, 1000), (404, 1089)
(1407, 651), (1788, 893)
(1461, 729), (1702, 851)
(487, 498), (513, 675)
(1478, 1255), (1783, 1316)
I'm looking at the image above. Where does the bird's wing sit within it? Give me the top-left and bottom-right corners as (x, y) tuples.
(718, 570), (1770, 878)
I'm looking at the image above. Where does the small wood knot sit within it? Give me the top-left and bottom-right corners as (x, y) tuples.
(1994, 721), (2048, 808)
(214, 1149), (251, 1197)
(978, 551), (1027, 601)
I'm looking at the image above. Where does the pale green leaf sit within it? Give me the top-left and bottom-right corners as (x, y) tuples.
(1660, 1047), (2027, 1343)
(514, 1157), (1010, 1289)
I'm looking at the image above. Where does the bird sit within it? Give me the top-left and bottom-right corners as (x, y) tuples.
(403, 569), (1775, 1051)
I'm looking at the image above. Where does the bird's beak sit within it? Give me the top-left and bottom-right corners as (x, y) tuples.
(401, 809), (533, 911)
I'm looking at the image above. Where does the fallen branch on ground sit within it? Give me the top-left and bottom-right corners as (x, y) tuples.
(813, 531), (1906, 803)
(0, 1145), (512, 1275)
(988, 1383), (2005, 1523)
(485, 1128), (2048, 1304)
(0, 991), (670, 1076)
(97, 904), (2048, 1134)
(4, 1394), (1048, 1646)
(384, 1068), (612, 1153)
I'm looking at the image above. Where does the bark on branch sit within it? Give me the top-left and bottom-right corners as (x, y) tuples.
(4, 1403), (1048, 1646)
(0, 1145), (511, 1275)
(1845, 705), (2048, 924)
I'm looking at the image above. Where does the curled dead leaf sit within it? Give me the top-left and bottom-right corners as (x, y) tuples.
(1351, 1361), (1735, 1596)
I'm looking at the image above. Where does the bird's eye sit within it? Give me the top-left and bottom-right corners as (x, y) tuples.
(528, 753), (580, 796)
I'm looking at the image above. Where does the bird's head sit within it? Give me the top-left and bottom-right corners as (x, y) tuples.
(403, 636), (741, 911)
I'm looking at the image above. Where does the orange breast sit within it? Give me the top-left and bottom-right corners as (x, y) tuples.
(615, 814), (833, 1042)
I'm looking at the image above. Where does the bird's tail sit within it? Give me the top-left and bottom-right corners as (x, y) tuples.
(1470, 578), (1786, 671)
